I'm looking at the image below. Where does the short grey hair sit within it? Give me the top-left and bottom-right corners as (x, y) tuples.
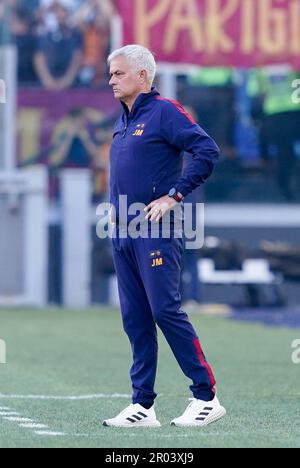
(108, 45), (157, 85)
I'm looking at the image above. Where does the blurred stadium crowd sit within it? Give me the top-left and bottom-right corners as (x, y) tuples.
(0, 0), (113, 87)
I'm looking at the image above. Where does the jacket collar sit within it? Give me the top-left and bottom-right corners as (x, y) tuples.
(120, 87), (160, 119)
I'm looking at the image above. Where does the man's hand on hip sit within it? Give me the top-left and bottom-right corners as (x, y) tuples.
(144, 195), (181, 223)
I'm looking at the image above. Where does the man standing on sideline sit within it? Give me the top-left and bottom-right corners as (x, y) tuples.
(103, 45), (226, 428)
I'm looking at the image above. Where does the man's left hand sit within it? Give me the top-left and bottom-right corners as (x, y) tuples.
(144, 195), (182, 223)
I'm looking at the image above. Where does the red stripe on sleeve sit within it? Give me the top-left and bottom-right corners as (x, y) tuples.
(167, 99), (197, 125)
(156, 96), (197, 124)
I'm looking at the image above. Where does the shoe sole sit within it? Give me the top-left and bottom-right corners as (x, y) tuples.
(103, 420), (162, 428)
(171, 407), (226, 428)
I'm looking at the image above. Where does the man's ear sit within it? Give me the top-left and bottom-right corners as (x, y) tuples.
(140, 70), (147, 84)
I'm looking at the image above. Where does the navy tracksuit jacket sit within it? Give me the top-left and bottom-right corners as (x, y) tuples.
(110, 88), (220, 407)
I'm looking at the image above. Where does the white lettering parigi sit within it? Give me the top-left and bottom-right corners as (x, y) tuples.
(135, 0), (300, 56)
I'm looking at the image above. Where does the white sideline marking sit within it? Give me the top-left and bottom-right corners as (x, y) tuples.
(0, 406), (191, 440)
(0, 393), (131, 401)
(0, 406), (53, 435)
(3, 417), (33, 422)
(32, 432), (190, 439)
(19, 423), (48, 429)
(0, 407), (11, 410)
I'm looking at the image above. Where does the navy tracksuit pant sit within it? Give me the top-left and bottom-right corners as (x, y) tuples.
(112, 229), (216, 408)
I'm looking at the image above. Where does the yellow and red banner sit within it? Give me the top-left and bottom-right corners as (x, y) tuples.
(114, 0), (300, 67)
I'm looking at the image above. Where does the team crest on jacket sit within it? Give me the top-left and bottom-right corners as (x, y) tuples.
(133, 123), (145, 137)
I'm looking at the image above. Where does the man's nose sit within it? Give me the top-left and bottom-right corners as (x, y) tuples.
(109, 76), (116, 86)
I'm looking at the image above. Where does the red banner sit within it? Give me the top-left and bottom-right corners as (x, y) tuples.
(114, 0), (300, 68)
(17, 88), (118, 166)
(17, 88), (119, 198)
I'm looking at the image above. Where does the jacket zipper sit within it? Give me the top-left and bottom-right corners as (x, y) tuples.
(116, 116), (128, 218)
(123, 114), (129, 138)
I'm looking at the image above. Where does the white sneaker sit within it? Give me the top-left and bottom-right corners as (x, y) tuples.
(171, 396), (226, 427)
(103, 403), (161, 428)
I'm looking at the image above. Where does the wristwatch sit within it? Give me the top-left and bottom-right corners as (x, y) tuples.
(168, 188), (184, 203)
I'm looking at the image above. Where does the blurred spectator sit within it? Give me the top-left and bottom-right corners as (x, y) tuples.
(11, 7), (37, 83)
(17, 0), (40, 16)
(250, 67), (300, 201)
(74, 0), (114, 24)
(182, 68), (235, 156)
(37, 0), (77, 33)
(74, 0), (113, 86)
(33, 2), (83, 90)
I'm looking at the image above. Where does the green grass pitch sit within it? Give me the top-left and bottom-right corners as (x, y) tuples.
(0, 308), (299, 448)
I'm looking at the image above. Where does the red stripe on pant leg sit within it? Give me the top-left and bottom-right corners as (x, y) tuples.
(193, 338), (216, 387)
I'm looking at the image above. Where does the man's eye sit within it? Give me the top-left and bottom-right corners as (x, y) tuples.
(111, 72), (123, 78)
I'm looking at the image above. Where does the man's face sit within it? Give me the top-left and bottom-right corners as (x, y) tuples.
(54, 5), (69, 27)
(109, 56), (142, 102)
